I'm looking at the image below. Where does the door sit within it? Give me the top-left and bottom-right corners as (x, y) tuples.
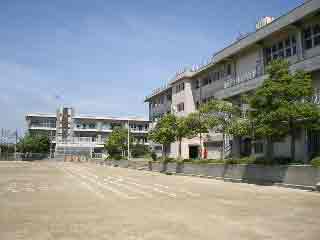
(189, 146), (199, 159)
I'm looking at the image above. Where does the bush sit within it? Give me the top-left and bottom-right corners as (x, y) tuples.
(159, 157), (175, 163)
(311, 157), (320, 168)
(151, 152), (157, 161)
(195, 159), (225, 164)
(274, 157), (292, 165)
(131, 144), (150, 158)
(226, 157), (256, 165)
(107, 154), (122, 160)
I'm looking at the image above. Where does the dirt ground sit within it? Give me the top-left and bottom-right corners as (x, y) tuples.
(0, 161), (319, 240)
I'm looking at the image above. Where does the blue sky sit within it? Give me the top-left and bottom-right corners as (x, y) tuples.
(0, 0), (303, 134)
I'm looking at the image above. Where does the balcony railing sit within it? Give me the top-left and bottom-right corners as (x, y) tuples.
(30, 124), (56, 129)
(224, 66), (263, 89)
(56, 137), (104, 146)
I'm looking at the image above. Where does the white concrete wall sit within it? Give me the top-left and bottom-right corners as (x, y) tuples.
(235, 46), (260, 77)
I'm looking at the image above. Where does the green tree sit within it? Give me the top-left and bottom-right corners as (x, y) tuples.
(175, 116), (197, 159)
(131, 144), (150, 158)
(17, 135), (50, 153)
(200, 100), (240, 160)
(148, 114), (176, 159)
(250, 59), (320, 161)
(104, 127), (131, 159)
(184, 112), (209, 159)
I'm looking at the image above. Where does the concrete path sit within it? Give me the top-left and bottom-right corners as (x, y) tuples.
(0, 161), (319, 240)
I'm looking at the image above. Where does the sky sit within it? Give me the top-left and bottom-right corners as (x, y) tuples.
(0, 0), (303, 134)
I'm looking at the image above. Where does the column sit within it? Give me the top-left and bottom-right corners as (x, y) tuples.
(296, 29), (304, 61)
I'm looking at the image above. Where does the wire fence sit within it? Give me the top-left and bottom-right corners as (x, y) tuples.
(0, 152), (49, 161)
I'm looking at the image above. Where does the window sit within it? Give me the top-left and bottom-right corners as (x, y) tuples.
(102, 123), (110, 130)
(89, 123), (96, 129)
(202, 77), (209, 86)
(202, 96), (214, 104)
(195, 80), (200, 89)
(303, 24), (320, 50)
(196, 101), (200, 110)
(254, 142), (264, 154)
(160, 96), (164, 104)
(177, 102), (184, 112)
(227, 64), (232, 76)
(175, 82), (185, 93)
(304, 27), (313, 50)
(264, 35), (297, 64)
(166, 94), (172, 101)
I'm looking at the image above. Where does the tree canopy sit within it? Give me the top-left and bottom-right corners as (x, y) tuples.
(148, 114), (201, 159)
(104, 127), (131, 158)
(200, 99), (240, 160)
(250, 59), (320, 160)
(17, 134), (50, 153)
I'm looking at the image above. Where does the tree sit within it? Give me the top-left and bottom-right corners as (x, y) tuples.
(131, 144), (150, 158)
(184, 112), (209, 159)
(200, 100), (240, 160)
(17, 135), (50, 153)
(104, 127), (131, 159)
(250, 59), (320, 161)
(175, 116), (196, 159)
(148, 114), (176, 159)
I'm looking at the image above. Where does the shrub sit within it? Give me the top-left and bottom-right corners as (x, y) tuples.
(226, 157), (255, 165)
(196, 159), (225, 164)
(252, 158), (274, 165)
(311, 157), (320, 168)
(131, 144), (150, 158)
(109, 154), (122, 161)
(160, 157), (175, 163)
(274, 157), (292, 165)
(181, 159), (193, 163)
(151, 152), (157, 161)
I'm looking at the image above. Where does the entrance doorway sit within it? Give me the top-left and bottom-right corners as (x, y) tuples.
(189, 145), (199, 159)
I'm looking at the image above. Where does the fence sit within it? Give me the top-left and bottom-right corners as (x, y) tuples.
(0, 152), (49, 161)
(0, 153), (16, 161)
(96, 160), (320, 191)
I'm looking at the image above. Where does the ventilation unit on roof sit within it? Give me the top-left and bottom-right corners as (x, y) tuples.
(256, 16), (274, 30)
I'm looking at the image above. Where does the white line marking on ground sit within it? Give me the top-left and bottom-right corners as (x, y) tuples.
(63, 166), (136, 200)
(153, 183), (200, 197)
(59, 167), (106, 200)
(103, 178), (153, 198)
(114, 177), (176, 198)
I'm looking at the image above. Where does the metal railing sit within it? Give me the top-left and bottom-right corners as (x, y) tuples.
(56, 137), (104, 146)
(30, 123), (56, 129)
(224, 67), (263, 89)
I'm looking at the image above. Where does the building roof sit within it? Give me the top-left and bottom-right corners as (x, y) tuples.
(144, 84), (172, 102)
(26, 113), (149, 122)
(195, 0), (319, 76)
(73, 115), (149, 122)
(26, 113), (56, 118)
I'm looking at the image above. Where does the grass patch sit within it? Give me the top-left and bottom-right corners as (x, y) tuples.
(311, 157), (320, 168)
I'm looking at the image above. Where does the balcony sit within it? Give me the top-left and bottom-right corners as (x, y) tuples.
(215, 67), (266, 100)
(215, 54), (320, 100)
(56, 137), (104, 147)
(131, 129), (149, 134)
(29, 124), (56, 130)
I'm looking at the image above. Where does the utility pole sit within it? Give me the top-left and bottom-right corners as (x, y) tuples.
(199, 80), (203, 160)
(127, 120), (130, 161)
(14, 129), (18, 160)
(49, 131), (53, 159)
